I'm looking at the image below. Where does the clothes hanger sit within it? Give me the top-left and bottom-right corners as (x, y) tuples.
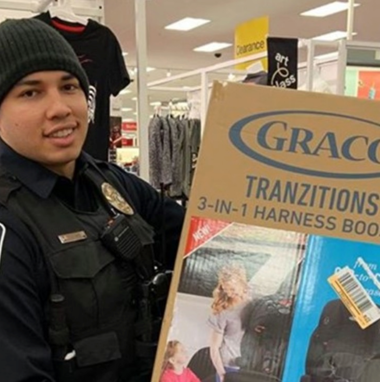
(49, 0), (89, 25)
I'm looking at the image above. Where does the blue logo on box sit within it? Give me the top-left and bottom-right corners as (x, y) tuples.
(229, 110), (380, 179)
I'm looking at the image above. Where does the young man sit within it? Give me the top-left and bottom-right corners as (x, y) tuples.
(0, 18), (184, 382)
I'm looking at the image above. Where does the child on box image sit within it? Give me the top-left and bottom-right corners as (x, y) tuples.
(161, 340), (201, 382)
(208, 264), (252, 382)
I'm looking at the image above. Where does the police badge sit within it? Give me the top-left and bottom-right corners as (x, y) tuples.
(101, 182), (134, 215)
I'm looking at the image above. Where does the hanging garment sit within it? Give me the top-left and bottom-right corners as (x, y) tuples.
(34, 12), (130, 162)
(179, 118), (191, 198)
(149, 116), (172, 189)
(166, 116), (182, 198)
(189, 119), (201, 186)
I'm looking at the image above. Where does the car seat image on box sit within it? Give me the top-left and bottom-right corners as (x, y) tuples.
(300, 299), (380, 382)
(238, 293), (293, 379)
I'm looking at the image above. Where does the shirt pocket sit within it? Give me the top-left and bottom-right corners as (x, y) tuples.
(49, 241), (136, 334)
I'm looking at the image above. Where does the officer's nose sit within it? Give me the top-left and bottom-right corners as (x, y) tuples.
(46, 90), (72, 120)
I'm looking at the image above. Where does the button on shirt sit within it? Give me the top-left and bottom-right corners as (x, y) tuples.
(0, 140), (184, 382)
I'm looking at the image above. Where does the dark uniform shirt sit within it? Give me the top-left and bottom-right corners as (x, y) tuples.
(0, 140), (184, 382)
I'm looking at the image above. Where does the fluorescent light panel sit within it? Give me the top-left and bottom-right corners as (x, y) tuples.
(194, 42), (232, 52)
(131, 67), (155, 74)
(122, 107), (132, 112)
(312, 30), (357, 41)
(301, 1), (360, 17)
(165, 17), (210, 31)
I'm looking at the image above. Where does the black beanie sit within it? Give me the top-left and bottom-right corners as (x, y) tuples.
(0, 18), (89, 103)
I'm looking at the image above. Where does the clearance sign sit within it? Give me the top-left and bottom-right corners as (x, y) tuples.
(234, 16), (269, 70)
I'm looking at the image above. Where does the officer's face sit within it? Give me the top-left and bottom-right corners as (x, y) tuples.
(0, 71), (88, 178)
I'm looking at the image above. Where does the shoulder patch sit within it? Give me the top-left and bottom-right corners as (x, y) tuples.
(0, 223), (6, 269)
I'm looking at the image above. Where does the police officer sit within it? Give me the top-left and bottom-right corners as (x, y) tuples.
(0, 18), (184, 382)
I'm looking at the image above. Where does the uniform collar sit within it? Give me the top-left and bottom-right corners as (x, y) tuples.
(0, 139), (90, 199)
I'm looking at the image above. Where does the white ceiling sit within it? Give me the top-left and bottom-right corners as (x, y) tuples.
(103, 0), (380, 118)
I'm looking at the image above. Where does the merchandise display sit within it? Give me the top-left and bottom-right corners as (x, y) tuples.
(34, 11), (130, 161)
(152, 82), (380, 382)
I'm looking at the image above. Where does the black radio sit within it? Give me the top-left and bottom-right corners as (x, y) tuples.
(100, 214), (142, 262)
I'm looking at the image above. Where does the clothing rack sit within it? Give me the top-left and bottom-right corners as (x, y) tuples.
(154, 101), (190, 119)
(138, 40), (350, 183)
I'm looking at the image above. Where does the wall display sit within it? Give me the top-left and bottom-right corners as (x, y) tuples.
(35, 12), (130, 161)
(109, 116), (122, 149)
(153, 82), (380, 382)
(345, 66), (380, 100)
(122, 121), (138, 147)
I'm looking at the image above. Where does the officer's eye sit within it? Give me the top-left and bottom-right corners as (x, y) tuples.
(20, 89), (39, 98)
(63, 83), (80, 92)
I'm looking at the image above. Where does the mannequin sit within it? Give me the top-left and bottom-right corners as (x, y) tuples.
(49, 0), (88, 25)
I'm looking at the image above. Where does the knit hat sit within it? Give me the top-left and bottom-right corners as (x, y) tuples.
(0, 18), (89, 104)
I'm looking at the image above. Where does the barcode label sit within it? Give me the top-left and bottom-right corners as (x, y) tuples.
(328, 266), (380, 329)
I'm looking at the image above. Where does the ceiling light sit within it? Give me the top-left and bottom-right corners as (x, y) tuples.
(122, 52), (128, 57)
(194, 42), (232, 53)
(312, 30), (357, 41)
(122, 107), (132, 112)
(132, 97), (137, 101)
(301, 1), (360, 17)
(132, 67), (156, 73)
(165, 17), (210, 31)
(120, 89), (131, 95)
(150, 101), (162, 106)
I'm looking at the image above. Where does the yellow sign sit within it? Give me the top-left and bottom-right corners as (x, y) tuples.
(234, 16), (269, 71)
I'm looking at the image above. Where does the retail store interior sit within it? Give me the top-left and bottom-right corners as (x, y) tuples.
(2, 2), (380, 382)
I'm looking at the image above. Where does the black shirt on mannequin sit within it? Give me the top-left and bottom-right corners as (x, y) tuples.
(34, 12), (130, 161)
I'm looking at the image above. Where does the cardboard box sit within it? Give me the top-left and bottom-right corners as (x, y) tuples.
(154, 82), (380, 382)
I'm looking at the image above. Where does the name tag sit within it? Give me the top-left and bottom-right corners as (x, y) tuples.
(58, 231), (87, 244)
